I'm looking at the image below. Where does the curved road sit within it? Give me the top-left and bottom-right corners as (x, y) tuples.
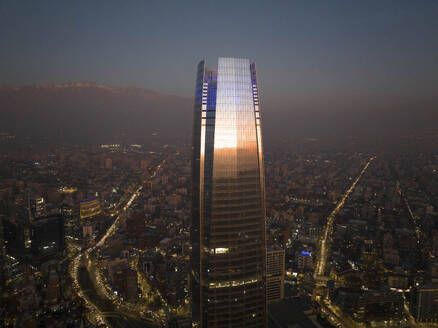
(71, 157), (167, 327)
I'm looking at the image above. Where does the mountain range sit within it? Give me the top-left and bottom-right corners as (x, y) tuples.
(0, 82), (192, 144)
(1, 82), (437, 147)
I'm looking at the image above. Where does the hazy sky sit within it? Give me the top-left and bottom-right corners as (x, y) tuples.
(1, 0), (437, 109)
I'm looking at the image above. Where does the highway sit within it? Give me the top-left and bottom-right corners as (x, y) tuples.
(396, 180), (423, 246)
(312, 156), (424, 328)
(78, 265), (156, 328)
(315, 156), (374, 277)
(95, 186), (141, 248)
(70, 157), (167, 327)
(96, 158), (166, 250)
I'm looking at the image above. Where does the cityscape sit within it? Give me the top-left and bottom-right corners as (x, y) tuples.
(1, 1), (438, 328)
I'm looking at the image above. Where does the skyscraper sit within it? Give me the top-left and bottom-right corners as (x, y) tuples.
(191, 57), (267, 327)
(266, 248), (285, 304)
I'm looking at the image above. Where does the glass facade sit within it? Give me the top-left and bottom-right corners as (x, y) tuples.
(191, 58), (266, 327)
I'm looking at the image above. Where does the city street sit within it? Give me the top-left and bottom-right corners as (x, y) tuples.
(313, 156), (374, 328)
(70, 157), (167, 327)
(315, 156), (374, 278)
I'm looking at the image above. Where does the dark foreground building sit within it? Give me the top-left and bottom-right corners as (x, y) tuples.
(410, 284), (438, 323)
(30, 215), (65, 265)
(191, 57), (267, 327)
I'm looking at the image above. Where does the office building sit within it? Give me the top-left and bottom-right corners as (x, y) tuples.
(30, 196), (46, 219)
(335, 288), (403, 323)
(30, 215), (65, 265)
(191, 57), (267, 327)
(79, 195), (102, 219)
(266, 248), (285, 303)
(296, 250), (314, 272)
(410, 284), (438, 323)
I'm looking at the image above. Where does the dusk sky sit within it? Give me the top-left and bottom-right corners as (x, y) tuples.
(1, 0), (438, 112)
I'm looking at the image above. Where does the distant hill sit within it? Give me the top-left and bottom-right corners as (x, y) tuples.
(0, 82), (193, 144)
(1, 82), (437, 148)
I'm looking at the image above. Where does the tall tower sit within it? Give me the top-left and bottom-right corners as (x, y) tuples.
(191, 57), (266, 327)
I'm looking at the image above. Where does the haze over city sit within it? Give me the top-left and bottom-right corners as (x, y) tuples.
(1, 1), (437, 143)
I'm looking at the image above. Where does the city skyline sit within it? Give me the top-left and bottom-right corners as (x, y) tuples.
(1, 2), (438, 328)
